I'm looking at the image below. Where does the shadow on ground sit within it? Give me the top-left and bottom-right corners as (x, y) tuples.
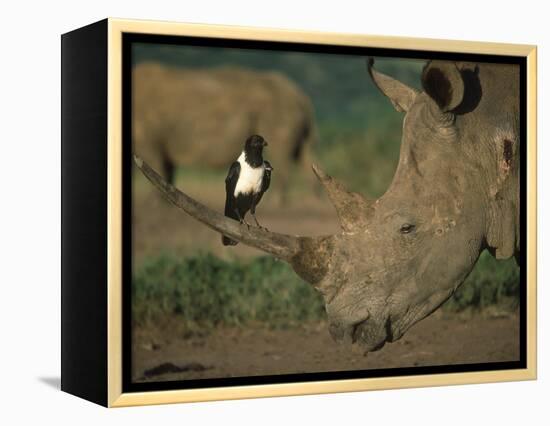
(38, 377), (61, 390)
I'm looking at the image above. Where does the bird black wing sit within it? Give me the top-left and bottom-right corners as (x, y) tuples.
(222, 161), (241, 246)
(224, 161), (241, 218)
(261, 161), (272, 194)
(252, 161), (272, 211)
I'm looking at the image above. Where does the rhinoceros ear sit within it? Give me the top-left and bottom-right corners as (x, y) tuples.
(367, 58), (418, 112)
(421, 61), (465, 112)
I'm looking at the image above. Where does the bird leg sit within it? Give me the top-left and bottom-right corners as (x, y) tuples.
(250, 201), (268, 231)
(251, 212), (268, 231)
(234, 208), (251, 229)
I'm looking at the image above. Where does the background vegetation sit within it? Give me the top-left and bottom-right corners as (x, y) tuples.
(134, 43), (423, 196)
(132, 44), (520, 330)
(133, 251), (519, 329)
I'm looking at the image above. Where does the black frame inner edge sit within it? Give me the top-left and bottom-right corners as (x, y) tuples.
(122, 32), (528, 394)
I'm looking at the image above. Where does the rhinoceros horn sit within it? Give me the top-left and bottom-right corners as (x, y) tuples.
(311, 164), (373, 232)
(367, 57), (419, 112)
(134, 155), (336, 285)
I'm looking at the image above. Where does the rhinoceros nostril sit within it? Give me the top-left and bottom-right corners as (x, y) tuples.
(329, 315), (371, 345)
(351, 319), (370, 344)
(385, 316), (394, 342)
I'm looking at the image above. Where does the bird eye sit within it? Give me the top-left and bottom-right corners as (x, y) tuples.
(400, 223), (415, 234)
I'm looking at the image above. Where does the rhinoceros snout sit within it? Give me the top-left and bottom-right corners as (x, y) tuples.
(328, 317), (388, 353)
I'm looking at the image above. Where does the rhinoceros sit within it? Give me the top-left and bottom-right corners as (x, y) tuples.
(133, 63), (318, 199)
(135, 58), (520, 353)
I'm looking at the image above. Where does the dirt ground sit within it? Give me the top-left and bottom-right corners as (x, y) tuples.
(132, 311), (520, 382)
(132, 173), (520, 383)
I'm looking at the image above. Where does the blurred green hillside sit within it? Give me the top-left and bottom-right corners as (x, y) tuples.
(133, 43), (424, 131)
(134, 43), (424, 197)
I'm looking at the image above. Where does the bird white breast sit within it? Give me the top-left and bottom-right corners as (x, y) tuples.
(234, 152), (265, 197)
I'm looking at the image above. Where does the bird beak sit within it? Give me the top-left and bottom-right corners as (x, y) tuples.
(263, 140), (268, 147)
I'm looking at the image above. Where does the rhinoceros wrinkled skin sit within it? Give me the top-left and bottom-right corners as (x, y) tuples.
(135, 58), (520, 354)
(306, 60), (520, 352)
(133, 63), (317, 197)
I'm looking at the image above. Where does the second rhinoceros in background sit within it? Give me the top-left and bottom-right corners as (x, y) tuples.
(133, 63), (318, 198)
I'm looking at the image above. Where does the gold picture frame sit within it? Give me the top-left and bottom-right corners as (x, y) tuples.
(61, 17), (537, 407)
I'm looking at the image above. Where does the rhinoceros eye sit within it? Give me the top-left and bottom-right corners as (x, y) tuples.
(400, 223), (415, 234)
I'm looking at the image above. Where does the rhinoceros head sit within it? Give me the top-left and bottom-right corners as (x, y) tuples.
(135, 58), (520, 353)
(310, 59), (520, 351)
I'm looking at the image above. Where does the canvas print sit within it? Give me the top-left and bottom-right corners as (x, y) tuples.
(130, 40), (521, 385)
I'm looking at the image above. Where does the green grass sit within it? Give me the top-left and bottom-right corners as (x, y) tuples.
(133, 250), (520, 330)
(443, 251), (520, 312)
(133, 253), (325, 329)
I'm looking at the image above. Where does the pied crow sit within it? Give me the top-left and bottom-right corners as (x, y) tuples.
(222, 135), (273, 246)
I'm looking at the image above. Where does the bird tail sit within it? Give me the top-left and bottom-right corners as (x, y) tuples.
(222, 235), (238, 246)
(222, 201), (239, 246)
